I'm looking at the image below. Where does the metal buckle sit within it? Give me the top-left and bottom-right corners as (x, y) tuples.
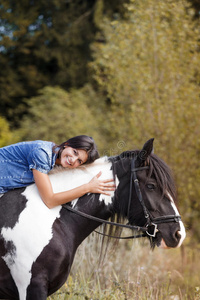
(146, 223), (158, 237)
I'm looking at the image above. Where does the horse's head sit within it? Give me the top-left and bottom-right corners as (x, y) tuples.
(113, 138), (186, 249)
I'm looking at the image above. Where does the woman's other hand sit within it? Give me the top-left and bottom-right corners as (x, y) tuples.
(87, 171), (116, 196)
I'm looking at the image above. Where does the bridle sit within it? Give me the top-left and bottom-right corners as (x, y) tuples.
(63, 157), (181, 239)
(128, 158), (181, 238)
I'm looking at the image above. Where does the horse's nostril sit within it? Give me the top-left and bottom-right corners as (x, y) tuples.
(175, 230), (181, 240)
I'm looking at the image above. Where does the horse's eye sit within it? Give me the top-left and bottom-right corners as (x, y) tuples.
(146, 183), (156, 190)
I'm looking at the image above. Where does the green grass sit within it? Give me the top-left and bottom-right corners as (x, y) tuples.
(48, 232), (200, 300)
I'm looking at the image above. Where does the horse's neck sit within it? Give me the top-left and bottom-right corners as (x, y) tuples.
(49, 157), (115, 207)
(53, 157), (128, 246)
(64, 157), (130, 246)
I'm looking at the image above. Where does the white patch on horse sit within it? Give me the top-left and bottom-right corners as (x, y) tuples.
(88, 158), (118, 205)
(161, 192), (186, 248)
(98, 174), (119, 205)
(1, 157), (116, 299)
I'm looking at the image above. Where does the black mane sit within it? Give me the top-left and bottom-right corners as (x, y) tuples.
(110, 150), (176, 204)
(148, 154), (176, 202)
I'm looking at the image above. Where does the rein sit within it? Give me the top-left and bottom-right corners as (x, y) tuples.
(63, 158), (181, 240)
(63, 205), (147, 239)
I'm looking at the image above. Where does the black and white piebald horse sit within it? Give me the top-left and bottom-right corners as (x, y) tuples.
(0, 139), (186, 300)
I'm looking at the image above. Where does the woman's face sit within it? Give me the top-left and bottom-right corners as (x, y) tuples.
(59, 147), (88, 169)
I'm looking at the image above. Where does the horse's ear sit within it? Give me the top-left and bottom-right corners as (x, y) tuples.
(135, 138), (154, 167)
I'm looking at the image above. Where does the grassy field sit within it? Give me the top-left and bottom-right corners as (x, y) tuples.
(48, 231), (200, 300)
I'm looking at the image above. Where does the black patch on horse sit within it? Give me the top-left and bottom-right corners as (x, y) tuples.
(0, 188), (27, 229)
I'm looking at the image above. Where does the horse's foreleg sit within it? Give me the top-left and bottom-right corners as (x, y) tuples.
(26, 279), (48, 300)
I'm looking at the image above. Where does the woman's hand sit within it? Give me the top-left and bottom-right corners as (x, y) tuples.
(87, 171), (116, 196)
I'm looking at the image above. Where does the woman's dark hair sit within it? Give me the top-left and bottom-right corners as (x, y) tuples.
(54, 135), (100, 164)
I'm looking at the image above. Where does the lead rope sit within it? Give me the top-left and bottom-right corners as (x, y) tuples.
(63, 205), (147, 233)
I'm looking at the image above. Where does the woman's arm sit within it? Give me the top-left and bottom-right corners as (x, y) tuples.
(33, 169), (115, 209)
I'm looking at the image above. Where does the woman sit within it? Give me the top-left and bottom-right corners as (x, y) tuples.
(0, 135), (115, 208)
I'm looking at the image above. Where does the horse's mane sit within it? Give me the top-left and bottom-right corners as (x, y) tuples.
(111, 150), (176, 201)
(148, 153), (176, 201)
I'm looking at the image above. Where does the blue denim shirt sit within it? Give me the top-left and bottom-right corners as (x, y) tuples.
(0, 140), (57, 193)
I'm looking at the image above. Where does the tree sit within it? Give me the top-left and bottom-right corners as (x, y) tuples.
(15, 85), (103, 148)
(89, 0), (200, 237)
(0, 0), (130, 127)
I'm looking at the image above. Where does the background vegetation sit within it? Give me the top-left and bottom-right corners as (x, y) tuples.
(1, 0), (200, 298)
(47, 235), (200, 299)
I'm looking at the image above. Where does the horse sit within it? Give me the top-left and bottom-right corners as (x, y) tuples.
(0, 138), (186, 300)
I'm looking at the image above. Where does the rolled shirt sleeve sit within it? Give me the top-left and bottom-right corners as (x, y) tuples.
(27, 147), (53, 174)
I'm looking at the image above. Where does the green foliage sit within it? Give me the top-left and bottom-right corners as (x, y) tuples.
(0, 0), (129, 126)
(0, 0), (97, 125)
(0, 116), (13, 147)
(15, 85), (103, 146)
(89, 0), (200, 237)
